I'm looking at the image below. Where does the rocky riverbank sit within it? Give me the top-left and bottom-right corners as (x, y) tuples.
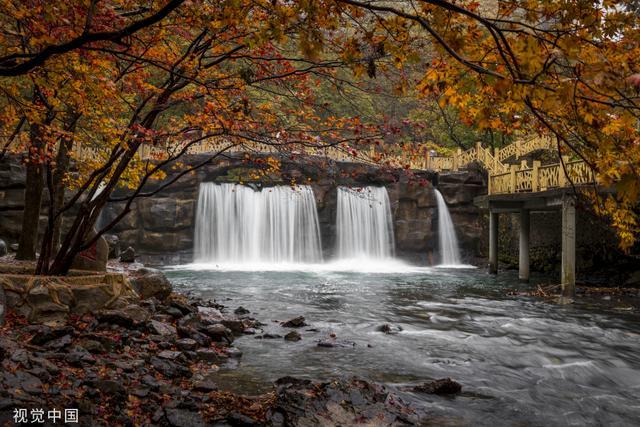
(1, 267), (461, 426)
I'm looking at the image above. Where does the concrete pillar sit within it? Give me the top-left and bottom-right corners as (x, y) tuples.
(489, 211), (499, 274)
(519, 209), (530, 282)
(561, 197), (576, 297)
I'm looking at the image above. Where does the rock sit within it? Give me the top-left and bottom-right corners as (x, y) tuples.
(9, 243), (18, 252)
(177, 326), (212, 347)
(29, 325), (74, 346)
(234, 306), (250, 315)
(0, 238), (7, 257)
(45, 334), (73, 350)
(269, 377), (425, 425)
(158, 350), (183, 361)
(412, 378), (462, 395)
(103, 234), (120, 259)
(148, 320), (177, 337)
(317, 337), (355, 348)
(2, 371), (43, 394)
(195, 348), (228, 364)
(96, 304), (149, 328)
(192, 379), (217, 392)
(71, 235), (109, 272)
(150, 356), (191, 378)
(221, 319), (246, 335)
(203, 324), (234, 343)
(254, 333), (282, 339)
(226, 412), (260, 426)
(131, 270), (173, 301)
(78, 339), (106, 354)
(165, 408), (205, 427)
(378, 324), (403, 334)
(242, 328), (258, 335)
(120, 246), (136, 263)
(94, 379), (127, 397)
(281, 316), (307, 328)
(197, 306), (224, 323)
(225, 347), (242, 358)
(175, 338), (198, 351)
(284, 331), (301, 342)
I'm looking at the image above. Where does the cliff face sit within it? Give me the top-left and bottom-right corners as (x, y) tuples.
(98, 155), (487, 265)
(0, 154), (487, 265)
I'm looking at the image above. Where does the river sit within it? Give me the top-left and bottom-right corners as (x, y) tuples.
(165, 263), (640, 426)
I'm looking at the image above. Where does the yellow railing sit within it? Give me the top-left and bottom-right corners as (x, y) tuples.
(488, 157), (597, 195)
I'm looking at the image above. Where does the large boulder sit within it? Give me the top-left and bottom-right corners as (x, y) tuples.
(71, 235), (109, 272)
(0, 273), (139, 323)
(103, 234), (120, 259)
(0, 238), (7, 257)
(131, 268), (173, 301)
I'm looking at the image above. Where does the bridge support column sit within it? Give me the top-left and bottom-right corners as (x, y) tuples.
(519, 209), (530, 282)
(561, 197), (576, 298)
(489, 211), (498, 274)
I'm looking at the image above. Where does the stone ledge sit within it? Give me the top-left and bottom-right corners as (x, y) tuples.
(0, 272), (139, 324)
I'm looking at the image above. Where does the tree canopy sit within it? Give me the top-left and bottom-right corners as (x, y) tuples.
(0, 0), (638, 273)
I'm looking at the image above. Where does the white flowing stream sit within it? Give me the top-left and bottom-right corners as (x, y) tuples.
(435, 189), (462, 266)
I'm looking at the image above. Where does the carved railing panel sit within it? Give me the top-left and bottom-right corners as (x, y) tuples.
(490, 172), (512, 194)
(515, 168), (532, 192)
(566, 160), (596, 185)
(537, 164), (560, 191)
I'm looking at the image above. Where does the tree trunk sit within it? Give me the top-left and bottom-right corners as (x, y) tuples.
(16, 127), (46, 260)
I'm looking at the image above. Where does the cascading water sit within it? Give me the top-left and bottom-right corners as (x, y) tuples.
(194, 183), (323, 264)
(336, 186), (395, 259)
(434, 189), (462, 265)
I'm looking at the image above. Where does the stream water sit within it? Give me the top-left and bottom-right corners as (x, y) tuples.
(165, 264), (640, 426)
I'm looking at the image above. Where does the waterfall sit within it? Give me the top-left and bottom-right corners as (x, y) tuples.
(336, 186), (395, 259)
(434, 189), (462, 265)
(194, 183), (323, 264)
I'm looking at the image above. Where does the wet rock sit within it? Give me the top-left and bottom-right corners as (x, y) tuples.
(281, 316), (307, 328)
(132, 269), (173, 301)
(242, 328), (258, 335)
(269, 377), (424, 425)
(412, 378), (462, 395)
(234, 306), (250, 315)
(165, 408), (205, 427)
(148, 319), (177, 337)
(317, 338), (356, 348)
(284, 331), (301, 342)
(197, 306), (224, 323)
(120, 246), (136, 263)
(203, 324), (234, 343)
(378, 324), (403, 334)
(169, 298), (197, 316)
(195, 348), (228, 364)
(175, 338), (198, 351)
(225, 347), (243, 358)
(254, 333), (282, 339)
(221, 319), (246, 335)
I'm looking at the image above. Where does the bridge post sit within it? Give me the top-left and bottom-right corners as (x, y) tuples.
(561, 197), (576, 298)
(489, 211), (499, 274)
(519, 209), (530, 282)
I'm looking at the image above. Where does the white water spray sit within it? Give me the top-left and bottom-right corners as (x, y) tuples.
(336, 186), (395, 259)
(434, 189), (462, 266)
(194, 183), (323, 264)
